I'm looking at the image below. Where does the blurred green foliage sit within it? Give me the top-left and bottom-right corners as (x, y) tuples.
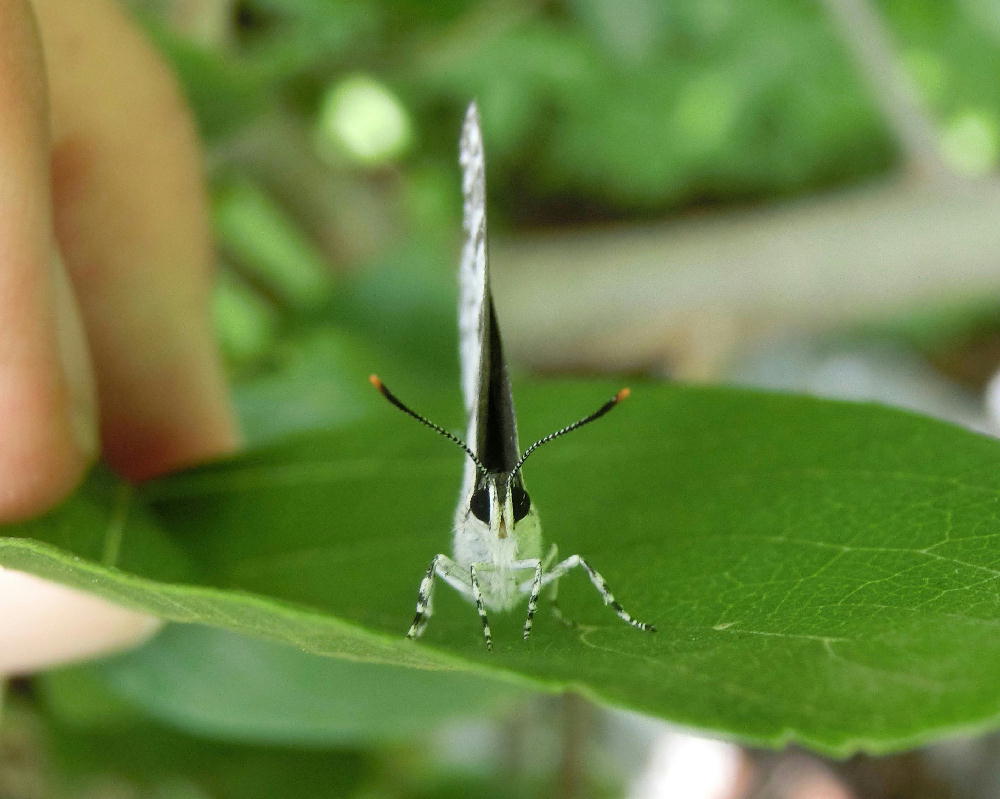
(156, 0), (1000, 208)
(163, 0), (902, 211)
(126, 0), (1000, 390)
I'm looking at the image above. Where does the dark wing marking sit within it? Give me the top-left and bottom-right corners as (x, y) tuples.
(478, 295), (521, 477)
(457, 102), (523, 493)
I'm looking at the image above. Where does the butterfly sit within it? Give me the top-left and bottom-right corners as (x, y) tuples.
(371, 103), (655, 650)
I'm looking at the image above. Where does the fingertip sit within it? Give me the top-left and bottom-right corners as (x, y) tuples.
(0, 569), (161, 675)
(101, 365), (241, 482)
(0, 2), (98, 522)
(0, 260), (97, 522)
(34, 0), (238, 483)
(0, 407), (94, 523)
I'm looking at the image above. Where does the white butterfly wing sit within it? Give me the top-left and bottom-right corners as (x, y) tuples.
(457, 104), (524, 503)
(458, 103), (488, 421)
(458, 103), (490, 502)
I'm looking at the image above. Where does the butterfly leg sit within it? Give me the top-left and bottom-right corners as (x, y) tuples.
(407, 554), (471, 640)
(520, 543), (580, 638)
(540, 555), (656, 633)
(539, 544), (579, 628)
(469, 564), (493, 651)
(509, 559), (543, 640)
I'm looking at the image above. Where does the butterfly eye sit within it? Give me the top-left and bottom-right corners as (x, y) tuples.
(511, 486), (531, 522)
(470, 488), (490, 523)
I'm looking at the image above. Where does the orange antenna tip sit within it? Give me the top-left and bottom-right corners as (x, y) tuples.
(369, 374), (383, 390)
(616, 387), (631, 402)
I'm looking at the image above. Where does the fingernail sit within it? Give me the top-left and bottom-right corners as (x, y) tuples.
(51, 251), (97, 458)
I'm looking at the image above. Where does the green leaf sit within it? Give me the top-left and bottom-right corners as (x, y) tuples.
(232, 328), (386, 446)
(46, 624), (525, 745)
(4, 384), (1000, 755)
(44, 706), (367, 799)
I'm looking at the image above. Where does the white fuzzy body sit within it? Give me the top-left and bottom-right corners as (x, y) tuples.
(452, 501), (542, 612)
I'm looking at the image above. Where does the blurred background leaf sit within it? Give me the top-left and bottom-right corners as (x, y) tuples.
(43, 625), (525, 746)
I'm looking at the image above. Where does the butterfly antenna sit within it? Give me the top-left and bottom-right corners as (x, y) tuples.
(370, 375), (488, 475)
(509, 388), (630, 482)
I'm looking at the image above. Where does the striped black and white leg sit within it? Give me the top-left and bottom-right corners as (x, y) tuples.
(540, 555), (656, 633)
(407, 553), (469, 639)
(539, 544), (578, 628)
(469, 564), (493, 651)
(518, 559), (544, 640)
(407, 554), (442, 639)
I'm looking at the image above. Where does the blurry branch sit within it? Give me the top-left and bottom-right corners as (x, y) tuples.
(499, 708), (531, 797)
(818, 0), (951, 183)
(0, 699), (48, 799)
(492, 1), (997, 383)
(494, 179), (1000, 379)
(830, 749), (957, 799)
(556, 694), (590, 799)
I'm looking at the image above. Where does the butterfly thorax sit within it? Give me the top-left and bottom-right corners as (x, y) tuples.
(452, 472), (543, 611)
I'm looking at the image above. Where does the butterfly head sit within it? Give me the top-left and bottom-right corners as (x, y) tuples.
(469, 473), (531, 538)
(370, 376), (630, 538)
